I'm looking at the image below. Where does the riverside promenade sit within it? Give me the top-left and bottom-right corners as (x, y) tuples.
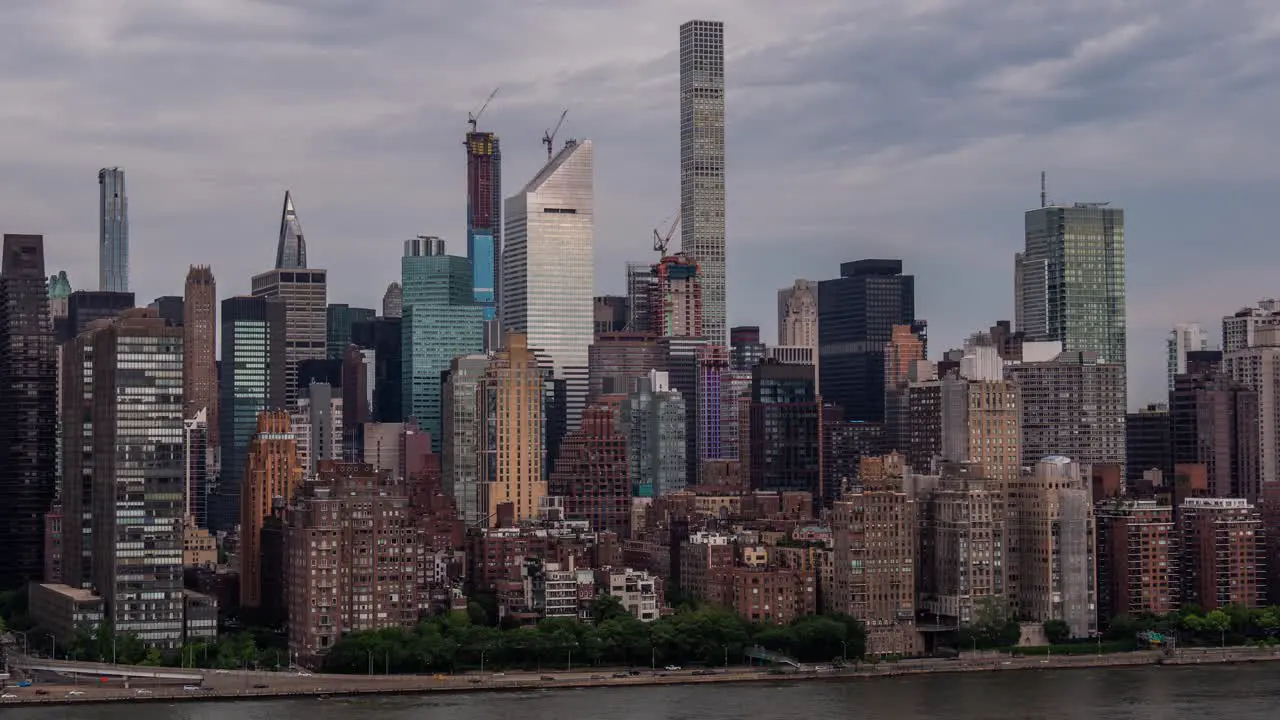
(3, 645), (1279, 707)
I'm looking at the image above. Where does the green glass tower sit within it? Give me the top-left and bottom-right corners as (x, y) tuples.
(401, 236), (485, 450)
(1019, 203), (1126, 365)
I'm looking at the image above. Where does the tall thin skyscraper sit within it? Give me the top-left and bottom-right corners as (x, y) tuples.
(679, 20), (727, 345)
(275, 190), (307, 270)
(184, 266), (218, 447)
(0, 235), (58, 590)
(503, 139), (594, 429)
(1018, 203), (1126, 364)
(98, 168), (129, 293)
(466, 131), (502, 321)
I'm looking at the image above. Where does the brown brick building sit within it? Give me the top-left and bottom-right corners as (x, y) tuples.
(550, 404), (631, 536)
(1095, 499), (1178, 627)
(1178, 497), (1265, 610)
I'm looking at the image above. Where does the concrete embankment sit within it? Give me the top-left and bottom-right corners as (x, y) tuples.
(6, 646), (1279, 707)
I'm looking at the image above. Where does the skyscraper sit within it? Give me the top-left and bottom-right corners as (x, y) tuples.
(442, 354), (490, 527)
(275, 190), (306, 270)
(253, 196), (327, 407)
(326, 303), (375, 359)
(466, 131), (502, 320)
(621, 370), (687, 498)
(625, 261), (655, 333)
(549, 403), (630, 536)
(214, 295), (286, 532)
(818, 260), (917, 423)
(749, 360), (823, 504)
(0, 234), (58, 590)
(650, 254), (702, 337)
(478, 334), (547, 525)
(382, 282), (403, 319)
(777, 279), (818, 351)
(98, 168), (129, 293)
(91, 309), (186, 647)
(184, 266), (218, 447)
(1167, 322), (1208, 392)
(1018, 203), (1126, 364)
(401, 236), (485, 449)
(503, 139), (594, 430)
(240, 411), (302, 609)
(679, 20), (727, 345)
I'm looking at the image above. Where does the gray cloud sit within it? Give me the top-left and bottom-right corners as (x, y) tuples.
(1, 0), (1278, 409)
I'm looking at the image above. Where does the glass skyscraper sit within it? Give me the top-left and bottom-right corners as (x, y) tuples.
(466, 132), (502, 320)
(214, 295), (286, 533)
(401, 236), (485, 450)
(98, 167), (129, 293)
(503, 139), (594, 430)
(275, 190), (307, 270)
(1019, 203), (1126, 365)
(680, 20), (726, 344)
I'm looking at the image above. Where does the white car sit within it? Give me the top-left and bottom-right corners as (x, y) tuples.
(1, 694), (17, 699)
(182, 685), (203, 692)
(135, 689), (153, 695)
(296, 670), (313, 677)
(664, 665), (681, 671)
(67, 690), (86, 697)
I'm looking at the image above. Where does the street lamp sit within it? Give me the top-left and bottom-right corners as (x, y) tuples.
(841, 641), (848, 663)
(14, 630), (28, 657)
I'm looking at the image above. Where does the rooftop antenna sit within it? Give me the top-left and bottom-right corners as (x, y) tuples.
(1040, 171), (1047, 208)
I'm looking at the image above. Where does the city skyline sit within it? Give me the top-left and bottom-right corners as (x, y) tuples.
(2, 3), (1279, 410)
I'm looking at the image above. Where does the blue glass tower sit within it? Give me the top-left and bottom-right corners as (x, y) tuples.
(401, 236), (486, 450)
(98, 168), (129, 292)
(465, 132), (501, 320)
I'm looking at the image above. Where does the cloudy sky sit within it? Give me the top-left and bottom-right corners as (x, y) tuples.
(2, 0), (1279, 408)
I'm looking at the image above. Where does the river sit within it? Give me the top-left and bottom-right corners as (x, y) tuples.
(6, 664), (1280, 719)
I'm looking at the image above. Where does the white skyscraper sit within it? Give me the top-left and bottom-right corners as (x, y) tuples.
(1167, 322), (1208, 391)
(680, 19), (726, 345)
(502, 139), (594, 429)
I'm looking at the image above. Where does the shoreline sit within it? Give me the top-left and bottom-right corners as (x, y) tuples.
(6, 646), (1279, 707)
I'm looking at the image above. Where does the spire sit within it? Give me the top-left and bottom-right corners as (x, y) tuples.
(275, 190), (307, 269)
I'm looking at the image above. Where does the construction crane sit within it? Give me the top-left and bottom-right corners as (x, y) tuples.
(652, 208), (682, 256)
(467, 87), (500, 133)
(542, 109), (568, 161)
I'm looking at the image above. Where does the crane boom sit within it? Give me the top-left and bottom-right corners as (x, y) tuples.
(542, 109), (569, 161)
(468, 87), (500, 132)
(652, 208), (682, 255)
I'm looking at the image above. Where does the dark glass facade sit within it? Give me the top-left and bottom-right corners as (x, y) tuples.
(63, 290), (135, 342)
(351, 316), (403, 423)
(749, 360), (823, 505)
(325, 303), (375, 359)
(213, 296), (286, 532)
(818, 260), (916, 423)
(0, 234), (58, 590)
(1125, 404), (1172, 484)
(730, 325), (764, 371)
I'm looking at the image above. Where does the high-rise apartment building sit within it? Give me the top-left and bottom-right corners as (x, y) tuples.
(1170, 370), (1259, 499)
(1006, 342), (1126, 467)
(292, 382), (343, 478)
(0, 235), (58, 590)
(1222, 299), (1280, 354)
(1168, 323), (1208, 392)
(91, 310), (185, 647)
(550, 403), (630, 535)
(917, 462), (1006, 627)
(466, 131), (502, 320)
(1018, 203), (1126, 364)
(749, 360), (823, 505)
(832, 454), (920, 656)
(284, 462), (420, 665)
(503, 139), (594, 430)
(679, 19), (726, 345)
(1178, 498), (1265, 610)
(818, 260), (917, 423)
(442, 354), (489, 527)
(478, 334), (547, 525)
(60, 326), (98, 590)
(215, 295), (286, 532)
(184, 409), (211, 528)
(241, 411), (302, 609)
(1095, 499), (1178, 627)
(625, 261), (655, 333)
(326, 304), (375, 359)
(275, 190), (306, 270)
(651, 254), (702, 338)
(697, 344), (731, 469)
(621, 370), (688, 498)
(382, 282), (403, 319)
(1224, 326), (1280, 486)
(886, 324), (926, 388)
(729, 325), (764, 371)
(1010, 456), (1097, 638)
(98, 167), (129, 293)
(184, 266), (218, 447)
(401, 236), (485, 449)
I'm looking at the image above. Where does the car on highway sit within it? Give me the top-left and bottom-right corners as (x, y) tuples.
(612, 672), (628, 678)
(540, 675), (555, 681)
(135, 689), (152, 696)
(295, 670), (313, 677)
(1, 693), (17, 699)
(67, 690), (86, 697)
(664, 665), (682, 671)
(182, 685), (203, 692)
(590, 675), (606, 680)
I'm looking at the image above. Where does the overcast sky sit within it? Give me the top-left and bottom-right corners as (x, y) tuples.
(2, 0), (1279, 408)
